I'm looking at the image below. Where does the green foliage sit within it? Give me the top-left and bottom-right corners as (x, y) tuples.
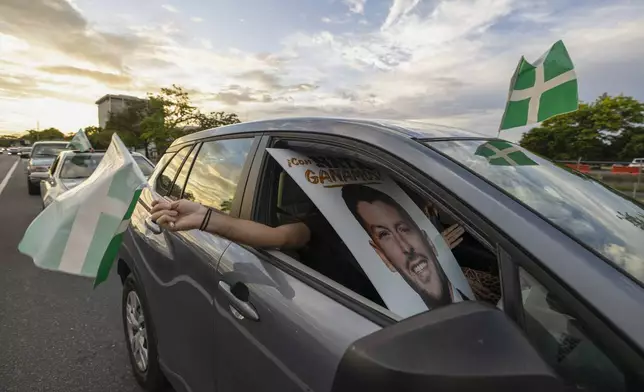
(22, 128), (65, 143)
(196, 111), (241, 130)
(0, 135), (18, 147)
(519, 94), (644, 161)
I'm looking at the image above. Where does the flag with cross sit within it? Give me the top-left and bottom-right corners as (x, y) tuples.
(67, 128), (93, 152)
(19, 134), (146, 287)
(475, 140), (538, 166)
(500, 40), (578, 130)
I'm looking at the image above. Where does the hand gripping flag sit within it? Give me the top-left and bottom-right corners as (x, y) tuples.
(19, 134), (146, 287)
(500, 40), (578, 130)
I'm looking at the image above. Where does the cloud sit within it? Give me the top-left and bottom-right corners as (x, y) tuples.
(38, 65), (131, 86)
(191, 17), (204, 23)
(382, 0), (421, 30)
(161, 4), (179, 13)
(344, 0), (367, 14)
(0, 0), (151, 71)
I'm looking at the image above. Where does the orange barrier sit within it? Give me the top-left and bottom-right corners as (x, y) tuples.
(611, 166), (641, 174)
(565, 163), (591, 173)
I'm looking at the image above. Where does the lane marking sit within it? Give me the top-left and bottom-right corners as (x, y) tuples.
(0, 159), (20, 198)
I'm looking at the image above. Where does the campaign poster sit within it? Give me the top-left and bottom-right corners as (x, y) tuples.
(267, 148), (474, 318)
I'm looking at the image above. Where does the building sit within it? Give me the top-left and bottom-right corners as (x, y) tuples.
(95, 94), (145, 128)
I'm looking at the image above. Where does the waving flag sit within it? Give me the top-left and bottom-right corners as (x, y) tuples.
(500, 40), (578, 130)
(19, 134), (146, 287)
(475, 141), (538, 166)
(67, 128), (93, 152)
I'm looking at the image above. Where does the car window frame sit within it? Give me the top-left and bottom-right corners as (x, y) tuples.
(168, 144), (201, 201)
(172, 134), (262, 218)
(239, 133), (517, 326)
(49, 155), (61, 176)
(153, 144), (196, 197)
(500, 242), (644, 388)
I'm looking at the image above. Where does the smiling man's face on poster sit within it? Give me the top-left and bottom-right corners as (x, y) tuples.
(342, 184), (452, 308)
(267, 148), (474, 317)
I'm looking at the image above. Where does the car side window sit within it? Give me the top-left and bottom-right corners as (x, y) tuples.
(182, 138), (253, 212)
(168, 146), (199, 201)
(155, 146), (192, 196)
(519, 268), (631, 392)
(49, 156), (60, 175)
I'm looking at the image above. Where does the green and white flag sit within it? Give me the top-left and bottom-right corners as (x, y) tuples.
(67, 128), (93, 152)
(19, 134), (146, 287)
(500, 40), (578, 130)
(475, 140), (538, 166)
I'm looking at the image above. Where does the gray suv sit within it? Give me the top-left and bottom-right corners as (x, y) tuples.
(26, 141), (69, 194)
(118, 118), (644, 392)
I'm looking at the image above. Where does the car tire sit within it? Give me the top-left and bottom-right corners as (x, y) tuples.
(122, 274), (167, 391)
(27, 181), (39, 195)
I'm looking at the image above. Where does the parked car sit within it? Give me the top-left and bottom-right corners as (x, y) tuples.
(26, 141), (70, 195)
(628, 158), (644, 168)
(0, 147), (4, 154)
(7, 146), (20, 155)
(41, 150), (154, 207)
(118, 118), (644, 392)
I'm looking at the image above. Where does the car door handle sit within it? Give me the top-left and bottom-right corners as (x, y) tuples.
(218, 281), (259, 321)
(145, 217), (163, 235)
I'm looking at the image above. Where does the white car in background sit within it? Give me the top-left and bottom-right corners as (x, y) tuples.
(41, 150), (154, 208)
(628, 158), (644, 168)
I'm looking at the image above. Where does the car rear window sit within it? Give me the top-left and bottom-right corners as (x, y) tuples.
(133, 156), (154, 177)
(427, 139), (644, 286)
(60, 154), (103, 179)
(32, 143), (68, 158)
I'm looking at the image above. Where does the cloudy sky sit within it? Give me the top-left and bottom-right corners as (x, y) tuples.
(0, 0), (643, 140)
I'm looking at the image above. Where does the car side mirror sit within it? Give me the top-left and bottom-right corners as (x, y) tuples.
(331, 301), (563, 392)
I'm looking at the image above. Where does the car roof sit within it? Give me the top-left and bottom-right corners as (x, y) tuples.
(172, 117), (490, 147)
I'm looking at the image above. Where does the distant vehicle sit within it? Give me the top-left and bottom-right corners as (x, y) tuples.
(19, 146), (33, 158)
(26, 141), (70, 195)
(41, 150), (154, 207)
(0, 147), (4, 154)
(7, 146), (20, 155)
(628, 158), (644, 168)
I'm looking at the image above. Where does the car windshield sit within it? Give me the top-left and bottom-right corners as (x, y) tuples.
(60, 154), (103, 179)
(32, 143), (68, 158)
(133, 156), (154, 177)
(428, 139), (644, 286)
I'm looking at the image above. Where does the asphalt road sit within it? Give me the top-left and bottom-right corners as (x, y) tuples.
(0, 154), (144, 392)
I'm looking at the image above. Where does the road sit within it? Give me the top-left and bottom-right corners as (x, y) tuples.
(0, 154), (144, 392)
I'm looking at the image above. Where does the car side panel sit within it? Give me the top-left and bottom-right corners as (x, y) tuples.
(214, 245), (381, 392)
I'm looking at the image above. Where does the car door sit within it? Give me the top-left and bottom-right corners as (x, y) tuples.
(126, 144), (210, 391)
(213, 137), (396, 392)
(126, 136), (261, 392)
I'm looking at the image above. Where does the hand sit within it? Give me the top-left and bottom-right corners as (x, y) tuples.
(150, 199), (207, 232)
(442, 223), (465, 249)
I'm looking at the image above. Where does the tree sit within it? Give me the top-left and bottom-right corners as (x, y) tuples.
(519, 94), (644, 161)
(0, 135), (18, 147)
(22, 128), (65, 143)
(105, 99), (150, 153)
(195, 111), (241, 130)
(141, 85), (241, 154)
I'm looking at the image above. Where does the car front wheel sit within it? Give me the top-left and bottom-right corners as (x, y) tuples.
(122, 274), (166, 391)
